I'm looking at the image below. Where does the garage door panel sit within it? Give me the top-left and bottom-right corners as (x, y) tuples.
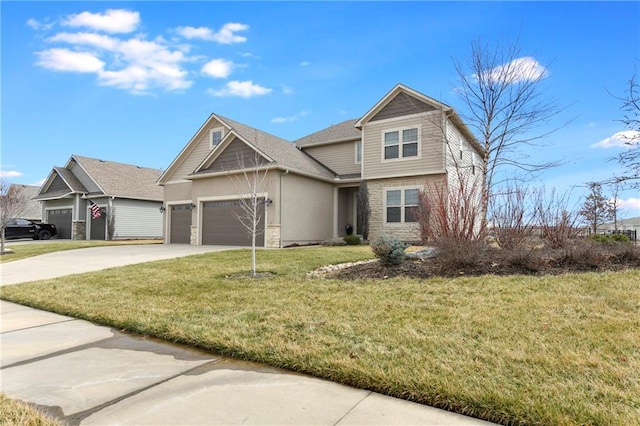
(202, 199), (264, 246)
(170, 205), (191, 244)
(47, 209), (72, 239)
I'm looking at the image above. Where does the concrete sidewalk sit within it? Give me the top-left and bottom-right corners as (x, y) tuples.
(1, 301), (493, 425)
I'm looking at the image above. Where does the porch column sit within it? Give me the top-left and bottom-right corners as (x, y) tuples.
(333, 187), (339, 238)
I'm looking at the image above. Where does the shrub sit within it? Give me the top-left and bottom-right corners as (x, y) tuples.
(433, 238), (486, 272)
(371, 236), (407, 266)
(343, 234), (361, 245)
(589, 234), (631, 244)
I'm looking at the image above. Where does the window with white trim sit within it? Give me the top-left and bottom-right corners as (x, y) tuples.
(355, 141), (362, 164)
(386, 188), (420, 223)
(210, 127), (224, 148)
(383, 127), (419, 160)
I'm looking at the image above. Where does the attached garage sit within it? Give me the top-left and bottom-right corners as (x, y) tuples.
(170, 204), (192, 244)
(201, 199), (265, 246)
(47, 208), (72, 239)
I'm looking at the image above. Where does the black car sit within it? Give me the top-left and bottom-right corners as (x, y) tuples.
(4, 218), (57, 240)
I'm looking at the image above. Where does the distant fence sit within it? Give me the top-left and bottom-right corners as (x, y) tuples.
(590, 229), (638, 242)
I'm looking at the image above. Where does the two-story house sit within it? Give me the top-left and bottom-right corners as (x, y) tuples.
(157, 83), (483, 247)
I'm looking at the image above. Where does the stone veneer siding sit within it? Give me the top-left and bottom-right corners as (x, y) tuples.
(367, 175), (442, 243)
(266, 224), (281, 248)
(190, 225), (198, 245)
(72, 221), (86, 240)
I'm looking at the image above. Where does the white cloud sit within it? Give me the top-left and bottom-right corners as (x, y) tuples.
(201, 59), (233, 78)
(481, 56), (548, 84)
(48, 32), (119, 50)
(0, 170), (23, 178)
(35, 48), (104, 72)
(281, 85), (294, 95)
(300, 61), (310, 67)
(620, 197), (640, 213)
(271, 111), (308, 123)
(591, 130), (640, 148)
(27, 18), (54, 31)
(208, 81), (271, 98)
(62, 9), (140, 34)
(176, 23), (248, 44)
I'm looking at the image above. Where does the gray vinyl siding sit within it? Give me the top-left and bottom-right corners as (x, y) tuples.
(111, 198), (163, 239)
(166, 120), (228, 182)
(302, 140), (360, 176)
(70, 161), (101, 193)
(44, 175), (69, 195)
(370, 92), (437, 122)
(362, 112), (445, 180)
(42, 199), (75, 211)
(202, 138), (269, 173)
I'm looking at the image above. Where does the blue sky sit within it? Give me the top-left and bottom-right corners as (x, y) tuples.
(2, 1), (639, 217)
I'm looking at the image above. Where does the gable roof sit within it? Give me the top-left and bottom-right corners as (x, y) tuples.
(159, 113), (337, 183)
(72, 155), (163, 201)
(354, 83), (482, 155)
(36, 155), (162, 201)
(213, 115), (335, 180)
(294, 118), (360, 148)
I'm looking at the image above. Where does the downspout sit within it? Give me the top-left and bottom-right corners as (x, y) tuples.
(280, 169), (289, 248)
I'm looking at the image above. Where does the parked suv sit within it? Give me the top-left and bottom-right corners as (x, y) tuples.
(4, 218), (57, 240)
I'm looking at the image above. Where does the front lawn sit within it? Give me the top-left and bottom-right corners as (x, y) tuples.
(1, 246), (638, 425)
(0, 239), (162, 263)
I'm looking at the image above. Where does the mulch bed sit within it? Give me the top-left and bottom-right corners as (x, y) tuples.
(333, 245), (640, 280)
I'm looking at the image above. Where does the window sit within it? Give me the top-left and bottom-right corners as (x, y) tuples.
(355, 141), (362, 164)
(210, 127), (224, 148)
(386, 188), (420, 223)
(383, 127), (419, 160)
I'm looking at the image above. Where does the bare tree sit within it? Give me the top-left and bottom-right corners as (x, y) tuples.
(610, 73), (640, 189)
(578, 182), (613, 235)
(0, 179), (33, 254)
(227, 150), (271, 277)
(452, 38), (564, 233)
(107, 205), (116, 240)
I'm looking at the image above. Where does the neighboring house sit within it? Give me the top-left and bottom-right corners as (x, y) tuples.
(34, 155), (163, 240)
(6, 184), (42, 222)
(158, 83), (483, 247)
(599, 216), (640, 240)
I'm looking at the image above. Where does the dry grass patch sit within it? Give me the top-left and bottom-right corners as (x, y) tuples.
(1, 246), (638, 425)
(0, 393), (61, 426)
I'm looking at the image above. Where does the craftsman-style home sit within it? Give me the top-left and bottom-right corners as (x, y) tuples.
(158, 84), (483, 247)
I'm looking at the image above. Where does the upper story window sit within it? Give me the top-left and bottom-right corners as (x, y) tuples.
(210, 127), (224, 149)
(355, 141), (362, 164)
(385, 188), (419, 223)
(383, 127), (419, 160)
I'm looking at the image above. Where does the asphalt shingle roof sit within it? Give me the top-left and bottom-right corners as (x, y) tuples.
(215, 115), (336, 180)
(73, 155), (163, 201)
(294, 119), (360, 147)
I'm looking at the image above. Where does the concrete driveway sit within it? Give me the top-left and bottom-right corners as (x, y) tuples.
(0, 244), (236, 286)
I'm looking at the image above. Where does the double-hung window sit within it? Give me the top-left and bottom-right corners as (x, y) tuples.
(355, 141), (362, 164)
(383, 127), (419, 160)
(386, 188), (419, 223)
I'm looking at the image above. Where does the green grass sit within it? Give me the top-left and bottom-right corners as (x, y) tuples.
(0, 239), (162, 263)
(1, 246), (638, 425)
(0, 393), (61, 426)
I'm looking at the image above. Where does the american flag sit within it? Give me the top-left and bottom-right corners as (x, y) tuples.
(90, 201), (102, 219)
